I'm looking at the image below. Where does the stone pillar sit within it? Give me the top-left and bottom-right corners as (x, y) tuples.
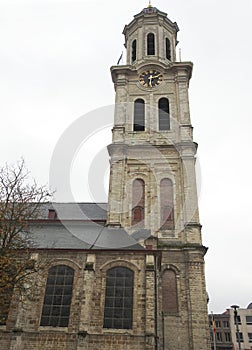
(145, 254), (156, 350)
(186, 253), (210, 350)
(107, 144), (127, 226)
(79, 255), (96, 331)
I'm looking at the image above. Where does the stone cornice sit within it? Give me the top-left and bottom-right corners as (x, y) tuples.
(110, 61), (193, 85)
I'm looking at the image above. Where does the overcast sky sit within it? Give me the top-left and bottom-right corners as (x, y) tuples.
(0, 0), (251, 314)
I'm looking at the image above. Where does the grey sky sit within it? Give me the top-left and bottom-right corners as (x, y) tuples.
(0, 0), (251, 313)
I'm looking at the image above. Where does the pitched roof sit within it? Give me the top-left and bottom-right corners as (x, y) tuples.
(39, 202), (107, 221)
(31, 221), (144, 250)
(28, 202), (147, 250)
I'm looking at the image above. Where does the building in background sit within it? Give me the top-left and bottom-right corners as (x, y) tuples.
(210, 303), (252, 350)
(209, 312), (233, 350)
(229, 303), (252, 349)
(0, 4), (210, 350)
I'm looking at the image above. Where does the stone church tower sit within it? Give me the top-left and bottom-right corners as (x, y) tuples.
(0, 4), (210, 350)
(107, 4), (210, 349)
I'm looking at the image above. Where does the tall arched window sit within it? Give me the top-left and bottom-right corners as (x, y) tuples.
(134, 99), (145, 131)
(159, 98), (170, 131)
(160, 178), (174, 229)
(40, 265), (74, 327)
(147, 33), (155, 55)
(132, 39), (137, 63)
(166, 38), (171, 60)
(162, 269), (178, 313)
(103, 267), (134, 329)
(132, 179), (145, 226)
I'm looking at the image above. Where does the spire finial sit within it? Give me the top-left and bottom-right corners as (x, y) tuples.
(148, 0), (152, 8)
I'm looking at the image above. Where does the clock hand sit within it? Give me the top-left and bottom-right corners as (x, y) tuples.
(148, 74), (153, 86)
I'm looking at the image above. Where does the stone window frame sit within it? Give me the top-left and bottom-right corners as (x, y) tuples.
(129, 175), (147, 229)
(100, 260), (140, 334)
(158, 97), (170, 131)
(165, 37), (171, 60)
(133, 98), (145, 131)
(161, 264), (180, 316)
(159, 177), (175, 231)
(39, 259), (81, 331)
(147, 32), (155, 55)
(131, 178), (145, 227)
(131, 39), (137, 63)
(153, 93), (174, 133)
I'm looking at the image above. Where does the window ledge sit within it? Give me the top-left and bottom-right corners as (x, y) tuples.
(162, 312), (180, 317)
(39, 326), (69, 332)
(102, 328), (133, 335)
(129, 131), (146, 134)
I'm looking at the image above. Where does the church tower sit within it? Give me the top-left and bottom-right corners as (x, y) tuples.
(107, 4), (210, 349)
(0, 4), (211, 350)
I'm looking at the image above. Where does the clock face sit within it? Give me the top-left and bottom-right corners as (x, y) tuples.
(139, 70), (162, 88)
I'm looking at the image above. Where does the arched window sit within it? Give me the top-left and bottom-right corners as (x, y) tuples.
(132, 179), (145, 226)
(147, 33), (155, 55)
(162, 269), (178, 313)
(159, 98), (170, 131)
(132, 39), (137, 63)
(134, 99), (145, 131)
(160, 178), (174, 229)
(103, 267), (134, 329)
(166, 38), (171, 60)
(40, 265), (74, 327)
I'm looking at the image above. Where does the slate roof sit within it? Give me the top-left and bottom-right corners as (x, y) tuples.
(39, 202), (107, 221)
(32, 222), (145, 250)
(31, 202), (146, 250)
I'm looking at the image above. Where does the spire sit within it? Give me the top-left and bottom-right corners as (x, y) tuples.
(148, 0), (152, 8)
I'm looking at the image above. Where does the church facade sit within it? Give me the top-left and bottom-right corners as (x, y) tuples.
(0, 5), (210, 350)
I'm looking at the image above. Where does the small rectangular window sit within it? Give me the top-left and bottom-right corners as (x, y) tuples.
(248, 332), (252, 342)
(246, 316), (252, 324)
(225, 332), (231, 342)
(223, 320), (229, 328)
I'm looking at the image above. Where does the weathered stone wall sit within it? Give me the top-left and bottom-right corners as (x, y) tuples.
(0, 250), (156, 350)
(159, 247), (210, 350)
(0, 248), (210, 350)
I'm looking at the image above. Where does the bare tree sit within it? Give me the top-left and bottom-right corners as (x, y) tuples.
(0, 159), (52, 324)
